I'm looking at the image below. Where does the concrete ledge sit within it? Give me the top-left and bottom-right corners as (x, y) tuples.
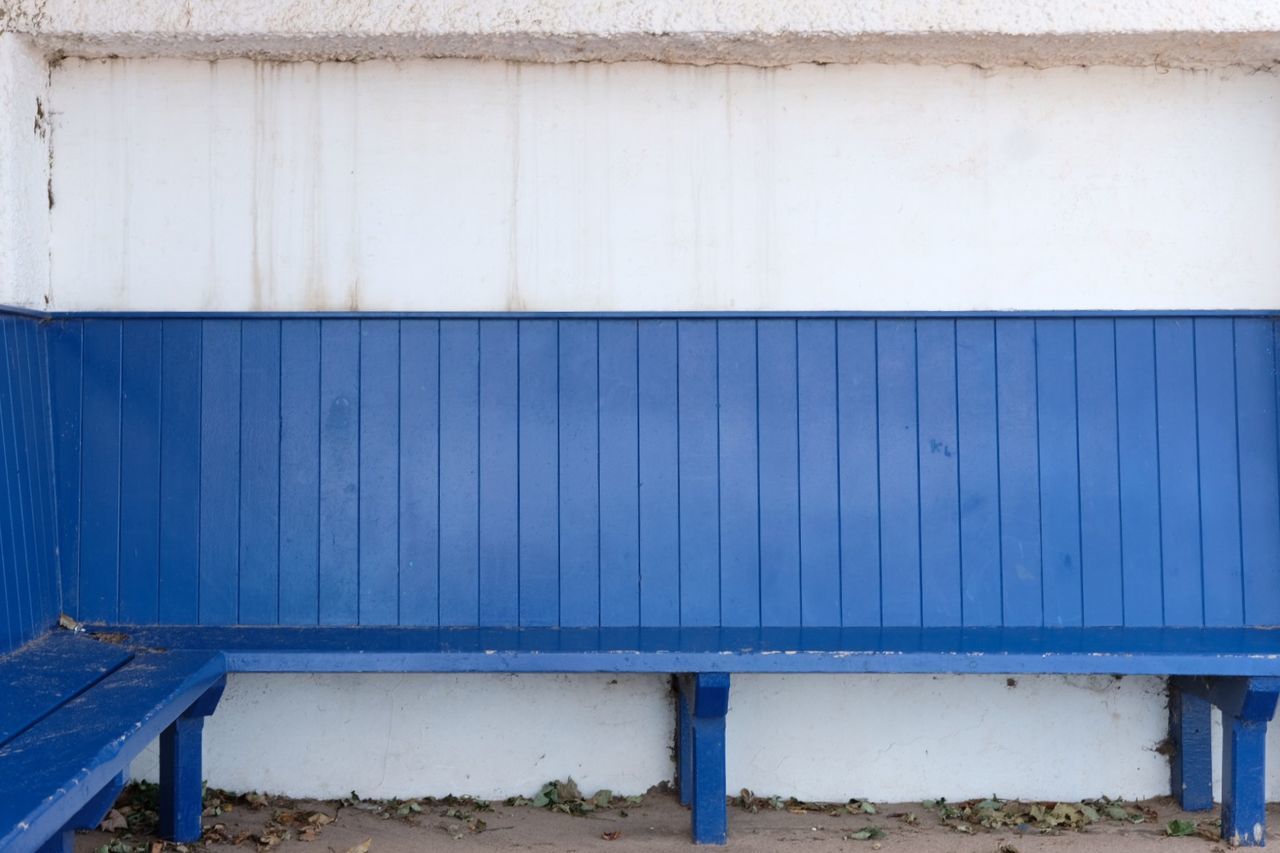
(5, 1), (1280, 66)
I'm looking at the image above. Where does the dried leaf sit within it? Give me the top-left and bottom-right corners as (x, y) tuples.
(344, 839), (373, 853)
(98, 809), (128, 832)
(601, 831), (622, 841)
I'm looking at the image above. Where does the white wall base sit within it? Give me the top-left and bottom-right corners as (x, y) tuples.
(133, 673), (677, 800)
(129, 674), (1280, 803)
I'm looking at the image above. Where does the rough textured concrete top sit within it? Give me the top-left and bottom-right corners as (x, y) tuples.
(4, 0), (1280, 66)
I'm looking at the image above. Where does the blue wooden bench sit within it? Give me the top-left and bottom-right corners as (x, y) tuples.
(2, 308), (1279, 847)
(0, 312), (227, 853)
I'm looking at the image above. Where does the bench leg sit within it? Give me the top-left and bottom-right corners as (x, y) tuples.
(1170, 687), (1213, 811)
(37, 771), (127, 853)
(1223, 710), (1271, 848)
(159, 678), (226, 843)
(677, 677), (694, 807)
(677, 673), (730, 845)
(1173, 676), (1280, 848)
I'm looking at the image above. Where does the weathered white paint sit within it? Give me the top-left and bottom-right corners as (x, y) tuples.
(8, 0), (1280, 67)
(40, 55), (1280, 803)
(49, 59), (1280, 312)
(129, 673), (1280, 802)
(0, 33), (49, 308)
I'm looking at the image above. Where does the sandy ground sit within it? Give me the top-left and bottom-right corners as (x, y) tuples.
(78, 787), (1275, 853)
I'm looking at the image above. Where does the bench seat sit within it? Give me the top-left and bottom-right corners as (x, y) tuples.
(0, 633), (132, 746)
(0, 641), (226, 853)
(95, 625), (1280, 675)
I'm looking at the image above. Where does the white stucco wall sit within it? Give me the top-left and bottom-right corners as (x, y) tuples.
(0, 33), (48, 308)
(37, 55), (1280, 804)
(47, 59), (1280, 312)
(128, 673), (1278, 803)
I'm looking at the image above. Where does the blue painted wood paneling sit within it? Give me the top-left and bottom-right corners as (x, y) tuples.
(598, 321), (640, 627)
(995, 320), (1042, 627)
(319, 320), (360, 625)
(917, 320), (962, 627)
(877, 319), (921, 626)
(239, 321), (281, 625)
(1035, 319), (1082, 627)
(359, 320), (401, 625)
(158, 321), (201, 624)
(0, 315), (61, 653)
(44, 314), (1280, 631)
(677, 320), (719, 628)
(757, 320), (802, 627)
(1236, 319), (1280, 626)
(47, 322), (82, 624)
(956, 320), (1002, 626)
(1196, 319), (1245, 627)
(439, 321), (479, 626)
(1074, 319), (1125, 626)
(560, 321), (602, 627)
(716, 320), (759, 628)
(637, 321), (680, 627)
(79, 321), (122, 624)
(1153, 319), (1203, 627)
(278, 320), (321, 624)
(1115, 319), (1164, 627)
(797, 320), (841, 627)
(517, 321), (557, 627)
(397, 320), (439, 626)
(119, 321), (162, 624)
(198, 321), (240, 625)
(836, 321), (881, 626)
(478, 320), (519, 627)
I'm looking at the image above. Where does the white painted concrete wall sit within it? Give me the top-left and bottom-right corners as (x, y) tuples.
(0, 33), (49, 308)
(128, 673), (1279, 803)
(49, 59), (1280, 312)
(36, 56), (1280, 802)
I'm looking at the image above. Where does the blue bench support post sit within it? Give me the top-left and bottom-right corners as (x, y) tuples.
(676, 673), (730, 845)
(159, 678), (226, 843)
(36, 771), (126, 853)
(1173, 676), (1280, 847)
(677, 677), (694, 807)
(1170, 686), (1213, 811)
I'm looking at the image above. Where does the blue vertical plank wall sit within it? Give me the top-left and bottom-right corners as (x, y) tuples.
(42, 314), (1280, 631)
(0, 313), (60, 653)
